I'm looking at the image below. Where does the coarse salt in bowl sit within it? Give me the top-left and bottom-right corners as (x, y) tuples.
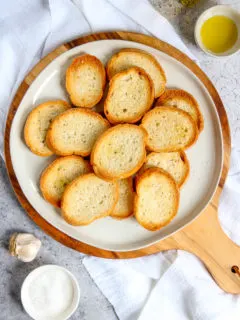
(21, 265), (80, 320)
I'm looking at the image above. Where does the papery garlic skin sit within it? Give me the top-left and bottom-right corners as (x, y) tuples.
(9, 233), (41, 262)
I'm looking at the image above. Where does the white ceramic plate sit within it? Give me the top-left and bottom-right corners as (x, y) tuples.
(10, 40), (223, 251)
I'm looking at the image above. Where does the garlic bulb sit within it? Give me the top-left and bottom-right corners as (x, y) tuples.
(9, 233), (41, 262)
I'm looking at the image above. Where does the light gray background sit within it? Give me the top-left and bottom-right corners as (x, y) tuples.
(1, 0), (240, 319)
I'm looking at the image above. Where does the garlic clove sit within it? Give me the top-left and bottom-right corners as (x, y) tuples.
(9, 233), (41, 262)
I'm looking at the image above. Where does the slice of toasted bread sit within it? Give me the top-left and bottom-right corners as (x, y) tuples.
(106, 48), (166, 98)
(140, 151), (189, 187)
(141, 106), (198, 152)
(66, 54), (106, 108)
(156, 89), (204, 132)
(91, 124), (147, 180)
(40, 156), (91, 208)
(46, 108), (110, 156)
(111, 178), (134, 219)
(61, 173), (118, 226)
(24, 100), (71, 156)
(104, 67), (154, 124)
(134, 168), (179, 231)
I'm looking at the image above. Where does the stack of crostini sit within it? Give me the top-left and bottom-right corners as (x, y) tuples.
(24, 48), (203, 231)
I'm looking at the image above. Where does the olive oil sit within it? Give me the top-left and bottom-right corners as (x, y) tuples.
(201, 15), (238, 54)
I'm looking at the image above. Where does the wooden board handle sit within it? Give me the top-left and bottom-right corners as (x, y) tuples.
(170, 200), (240, 294)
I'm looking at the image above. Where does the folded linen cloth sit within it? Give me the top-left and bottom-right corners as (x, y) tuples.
(1, 1), (240, 319)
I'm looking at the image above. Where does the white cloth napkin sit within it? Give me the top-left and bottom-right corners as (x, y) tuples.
(1, 1), (240, 319)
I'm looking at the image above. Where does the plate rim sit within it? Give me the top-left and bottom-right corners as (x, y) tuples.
(4, 31), (231, 258)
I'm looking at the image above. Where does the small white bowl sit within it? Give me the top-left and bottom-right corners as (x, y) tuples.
(21, 265), (80, 320)
(195, 5), (240, 57)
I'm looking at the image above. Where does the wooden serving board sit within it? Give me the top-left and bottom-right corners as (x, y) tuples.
(4, 32), (240, 294)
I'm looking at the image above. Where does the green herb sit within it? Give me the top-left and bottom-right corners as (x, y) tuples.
(180, 0), (199, 7)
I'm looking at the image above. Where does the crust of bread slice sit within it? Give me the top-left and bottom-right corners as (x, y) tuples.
(40, 155), (91, 208)
(24, 100), (71, 156)
(139, 151), (190, 187)
(106, 48), (166, 98)
(61, 173), (119, 226)
(141, 106), (198, 152)
(104, 67), (154, 124)
(111, 178), (134, 219)
(91, 124), (147, 180)
(46, 108), (110, 156)
(156, 89), (204, 132)
(134, 167), (179, 231)
(66, 54), (106, 108)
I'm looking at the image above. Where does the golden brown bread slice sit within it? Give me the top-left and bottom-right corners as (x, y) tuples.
(104, 67), (154, 124)
(24, 100), (70, 156)
(111, 178), (134, 219)
(106, 48), (166, 98)
(139, 151), (189, 187)
(134, 168), (179, 231)
(156, 89), (204, 132)
(66, 54), (106, 108)
(141, 106), (198, 152)
(40, 156), (91, 208)
(61, 173), (119, 226)
(46, 108), (110, 156)
(91, 124), (147, 180)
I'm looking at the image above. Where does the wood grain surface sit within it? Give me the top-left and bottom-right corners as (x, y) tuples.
(4, 32), (240, 294)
